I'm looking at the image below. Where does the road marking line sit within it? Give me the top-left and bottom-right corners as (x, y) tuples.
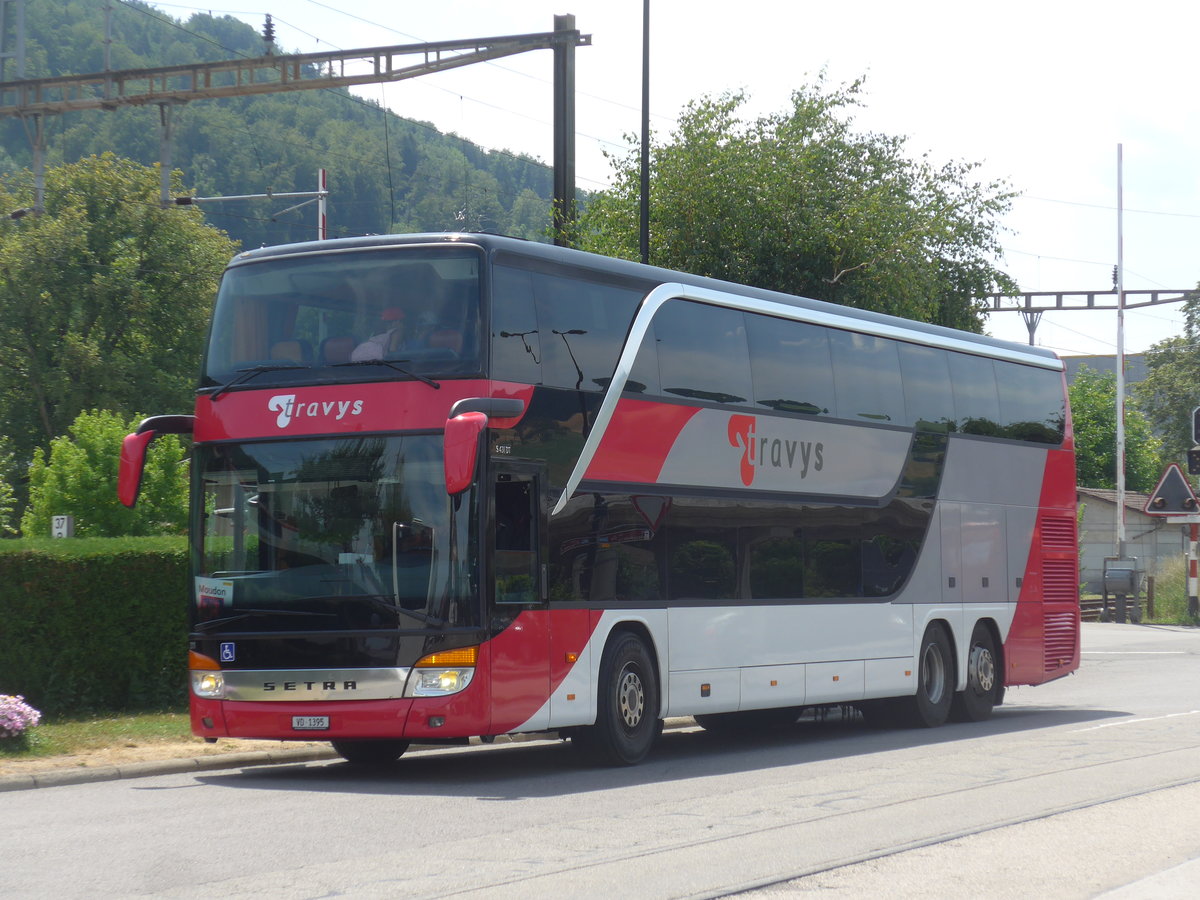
(1072, 710), (1200, 732)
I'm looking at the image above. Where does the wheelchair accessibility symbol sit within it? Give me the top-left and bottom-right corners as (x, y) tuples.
(220, 643), (236, 663)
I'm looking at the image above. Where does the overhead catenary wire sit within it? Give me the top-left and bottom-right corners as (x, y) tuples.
(111, 0), (589, 192)
(131, 0), (640, 185)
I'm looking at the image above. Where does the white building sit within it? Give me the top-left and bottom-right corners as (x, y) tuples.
(1077, 488), (1187, 592)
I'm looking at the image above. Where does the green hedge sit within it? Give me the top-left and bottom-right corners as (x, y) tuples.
(0, 537), (189, 715)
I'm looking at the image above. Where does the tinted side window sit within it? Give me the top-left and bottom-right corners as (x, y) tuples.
(627, 321), (661, 395)
(749, 536), (805, 599)
(490, 265), (543, 384)
(655, 300), (753, 405)
(948, 353), (1002, 435)
(747, 314), (835, 416)
(530, 272), (644, 392)
(997, 362), (1066, 444)
(829, 331), (905, 423)
(897, 343), (954, 430)
(668, 528), (737, 600)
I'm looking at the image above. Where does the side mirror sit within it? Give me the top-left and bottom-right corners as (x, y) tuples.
(443, 412), (488, 495)
(442, 398), (525, 495)
(117, 415), (195, 508)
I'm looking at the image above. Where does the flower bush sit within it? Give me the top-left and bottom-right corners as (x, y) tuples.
(0, 694), (42, 739)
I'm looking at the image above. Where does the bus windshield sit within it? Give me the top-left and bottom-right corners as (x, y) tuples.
(202, 246), (482, 388)
(194, 435), (477, 633)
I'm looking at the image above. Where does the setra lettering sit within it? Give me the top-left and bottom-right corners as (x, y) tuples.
(260, 680), (359, 692)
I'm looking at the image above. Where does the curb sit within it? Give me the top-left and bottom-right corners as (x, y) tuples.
(0, 719), (700, 792)
(0, 746), (339, 792)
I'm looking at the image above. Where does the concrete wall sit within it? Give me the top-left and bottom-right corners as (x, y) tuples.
(1078, 491), (1187, 592)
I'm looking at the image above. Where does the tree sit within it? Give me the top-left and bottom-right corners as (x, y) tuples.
(1070, 365), (1163, 491)
(20, 410), (188, 538)
(0, 438), (15, 536)
(579, 80), (1016, 331)
(0, 154), (237, 473)
(1135, 290), (1200, 466)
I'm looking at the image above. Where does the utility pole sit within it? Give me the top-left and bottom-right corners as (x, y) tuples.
(639, 0), (650, 265)
(1115, 143), (1127, 559)
(552, 14), (578, 247)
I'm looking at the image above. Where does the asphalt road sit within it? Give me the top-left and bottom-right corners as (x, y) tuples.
(2, 622), (1198, 899)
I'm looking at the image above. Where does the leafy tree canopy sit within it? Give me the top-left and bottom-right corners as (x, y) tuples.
(0, 154), (237, 469)
(20, 409), (188, 538)
(579, 80), (1016, 330)
(1070, 365), (1163, 492)
(1135, 290), (1200, 467)
(0, 437), (15, 536)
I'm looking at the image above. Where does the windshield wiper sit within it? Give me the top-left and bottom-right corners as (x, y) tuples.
(195, 608), (336, 631)
(210, 364), (308, 402)
(332, 359), (440, 389)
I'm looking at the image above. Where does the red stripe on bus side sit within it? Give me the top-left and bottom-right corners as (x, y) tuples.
(486, 608), (600, 735)
(194, 380), (533, 441)
(1005, 446), (1080, 685)
(582, 399), (701, 484)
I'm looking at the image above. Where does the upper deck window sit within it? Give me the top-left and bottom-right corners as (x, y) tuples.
(203, 246), (482, 389)
(490, 259), (651, 392)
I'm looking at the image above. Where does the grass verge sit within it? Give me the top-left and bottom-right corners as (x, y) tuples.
(0, 712), (192, 760)
(1145, 555), (1200, 624)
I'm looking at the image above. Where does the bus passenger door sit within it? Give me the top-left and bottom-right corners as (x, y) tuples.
(489, 464), (551, 733)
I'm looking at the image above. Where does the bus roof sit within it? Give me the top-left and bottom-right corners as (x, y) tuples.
(229, 232), (1061, 367)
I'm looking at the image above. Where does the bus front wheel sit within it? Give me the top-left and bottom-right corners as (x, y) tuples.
(904, 622), (955, 728)
(576, 631), (661, 766)
(331, 739), (409, 765)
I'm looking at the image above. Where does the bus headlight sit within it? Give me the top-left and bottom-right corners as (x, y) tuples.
(191, 670), (226, 699)
(406, 667), (474, 697)
(404, 646), (478, 697)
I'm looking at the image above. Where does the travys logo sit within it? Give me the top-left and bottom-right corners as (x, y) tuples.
(727, 414), (823, 486)
(267, 394), (364, 429)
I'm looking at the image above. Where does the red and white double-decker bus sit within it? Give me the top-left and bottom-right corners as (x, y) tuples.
(119, 233), (1079, 766)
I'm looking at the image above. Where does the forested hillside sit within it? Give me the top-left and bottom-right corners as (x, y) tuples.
(0, 0), (555, 247)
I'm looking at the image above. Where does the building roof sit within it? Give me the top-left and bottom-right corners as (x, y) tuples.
(1078, 487), (1152, 513)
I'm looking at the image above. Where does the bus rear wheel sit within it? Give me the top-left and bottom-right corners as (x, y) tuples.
(576, 631), (660, 766)
(331, 739), (409, 765)
(950, 624), (1000, 722)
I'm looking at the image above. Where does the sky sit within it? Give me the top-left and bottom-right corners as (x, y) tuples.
(143, 0), (1200, 358)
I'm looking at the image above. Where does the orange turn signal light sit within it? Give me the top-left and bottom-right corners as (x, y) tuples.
(189, 650), (221, 671)
(415, 646), (478, 668)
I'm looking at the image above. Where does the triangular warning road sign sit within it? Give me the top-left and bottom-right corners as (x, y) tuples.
(1143, 463), (1199, 516)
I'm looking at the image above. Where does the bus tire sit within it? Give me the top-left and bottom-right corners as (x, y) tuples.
(903, 622), (955, 728)
(581, 631), (660, 766)
(950, 624), (1000, 722)
(331, 739), (409, 765)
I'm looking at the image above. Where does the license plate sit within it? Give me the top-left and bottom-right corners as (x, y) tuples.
(292, 715), (330, 730)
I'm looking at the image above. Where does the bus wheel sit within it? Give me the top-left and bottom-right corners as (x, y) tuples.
(583, 631), (660, 766)
(950, 624), (999, 722)
(331, 739), (409, 765)
(905, 622), (954, 728)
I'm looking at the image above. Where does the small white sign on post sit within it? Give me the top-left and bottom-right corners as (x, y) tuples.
(51, 515), (74, 538)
